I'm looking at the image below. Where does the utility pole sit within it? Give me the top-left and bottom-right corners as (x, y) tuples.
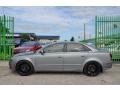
(84, 23), (86, 41)
(89, 34), (91, 39)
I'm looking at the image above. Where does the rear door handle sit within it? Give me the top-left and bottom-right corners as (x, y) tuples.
(58, 56), (62, 58)
(81, 56), (85, 57)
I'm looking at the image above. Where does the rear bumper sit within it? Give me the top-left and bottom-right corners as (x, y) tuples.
(103, 62), (112, 70)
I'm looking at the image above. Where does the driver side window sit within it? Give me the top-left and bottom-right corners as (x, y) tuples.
(44, 43), (64, 53)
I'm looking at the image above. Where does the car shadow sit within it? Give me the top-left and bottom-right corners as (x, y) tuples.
(35, 71), (83, 75)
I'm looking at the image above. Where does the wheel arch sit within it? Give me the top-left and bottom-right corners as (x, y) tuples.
(15, 59), (35, 71)
(82, 59), (103, 72)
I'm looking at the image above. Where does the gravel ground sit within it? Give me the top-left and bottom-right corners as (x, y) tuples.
(0, 61), (120, 85)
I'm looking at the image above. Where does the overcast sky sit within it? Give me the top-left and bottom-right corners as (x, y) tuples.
(0, 6), (120, 41)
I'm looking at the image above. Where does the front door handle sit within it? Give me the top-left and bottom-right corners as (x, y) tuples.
(81, 56), (85, 57)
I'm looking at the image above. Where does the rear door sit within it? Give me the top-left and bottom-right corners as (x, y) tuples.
(63, 43), (91, 71)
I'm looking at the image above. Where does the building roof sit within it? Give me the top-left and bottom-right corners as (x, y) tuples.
(37, 36), (60, 40)
(14, 33), (36, 38)
(14, 33), (35, 35)
(13, 33), (60, 40)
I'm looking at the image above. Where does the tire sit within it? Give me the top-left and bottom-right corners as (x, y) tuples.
(83, 62), (101, 76)
(16, 61), (34, 76)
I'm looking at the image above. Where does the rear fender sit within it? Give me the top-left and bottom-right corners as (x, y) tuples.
(81, 57), (103, 72)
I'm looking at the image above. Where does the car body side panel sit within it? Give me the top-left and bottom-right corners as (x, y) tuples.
(63, 52), (88, 71)
(34, 53), (64, 71)
(10, 56), (36, 71)
(81, 52), (112, 72)
(10, 42), (112, 73)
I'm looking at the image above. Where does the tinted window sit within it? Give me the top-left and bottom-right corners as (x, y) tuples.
(44, 43), (64, 53)
(67, 43), (91, 52)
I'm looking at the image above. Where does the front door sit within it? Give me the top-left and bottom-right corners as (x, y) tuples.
(35, 43), (65, 71)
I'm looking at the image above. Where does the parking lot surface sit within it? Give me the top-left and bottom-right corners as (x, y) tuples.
(0, 61), (120, 85)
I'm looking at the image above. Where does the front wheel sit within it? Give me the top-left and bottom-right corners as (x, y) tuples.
(83, 62), (101, 76)
(16, 61), (34, 76)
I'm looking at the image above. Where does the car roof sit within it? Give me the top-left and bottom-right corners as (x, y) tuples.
(23, 41), (38, 43)
(55, 41), (82, 44)
(37, 41), (98, 52)
(43, 41), (83, 47)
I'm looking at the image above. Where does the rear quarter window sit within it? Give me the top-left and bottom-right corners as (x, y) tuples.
(67, 43), (91, 52)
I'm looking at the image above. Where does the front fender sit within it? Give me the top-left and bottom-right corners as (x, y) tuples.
(14, 57), (35, 69)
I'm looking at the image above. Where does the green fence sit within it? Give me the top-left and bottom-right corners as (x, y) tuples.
(95, 16), (120, 62)
(0, 15), (14, 60)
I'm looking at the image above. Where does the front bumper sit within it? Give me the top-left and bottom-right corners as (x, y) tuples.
(9, 60), (12, 69)
(9, 60), (16, 71)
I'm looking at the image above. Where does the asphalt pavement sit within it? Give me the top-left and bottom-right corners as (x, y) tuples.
(0, 61), (120, 85)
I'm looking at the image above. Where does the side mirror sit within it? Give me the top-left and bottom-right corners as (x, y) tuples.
(40, 50), (45, 55)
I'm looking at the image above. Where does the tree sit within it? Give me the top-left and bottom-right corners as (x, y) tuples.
(21, 33), (31, 41)
(70, 36), (75, 41)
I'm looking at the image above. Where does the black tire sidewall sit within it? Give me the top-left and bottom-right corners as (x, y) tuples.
(83, 62), (101, 76)
(16, 61), (34, 76)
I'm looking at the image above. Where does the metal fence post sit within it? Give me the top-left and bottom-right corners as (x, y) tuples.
(95, 16), (120, 62)
(0, 15), (14, 60)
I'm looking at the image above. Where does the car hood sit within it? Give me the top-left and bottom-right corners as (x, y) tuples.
(15, 47), (32, 50)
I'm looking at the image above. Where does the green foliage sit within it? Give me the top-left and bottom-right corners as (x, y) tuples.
(80, 38), (95, 43)
(21, 33), (31, 41)
(96, 33), (120, 46)
(0, 52), (10, 60)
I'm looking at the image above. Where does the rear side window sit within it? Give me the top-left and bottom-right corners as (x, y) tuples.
(67, 43), (91, 52)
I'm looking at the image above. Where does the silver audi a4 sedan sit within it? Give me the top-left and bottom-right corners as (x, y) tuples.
(9, 42), (112, 76)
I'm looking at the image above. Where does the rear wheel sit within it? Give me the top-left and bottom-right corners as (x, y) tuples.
(16, 61), (34, 76)
(83, 62), (101, 76)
